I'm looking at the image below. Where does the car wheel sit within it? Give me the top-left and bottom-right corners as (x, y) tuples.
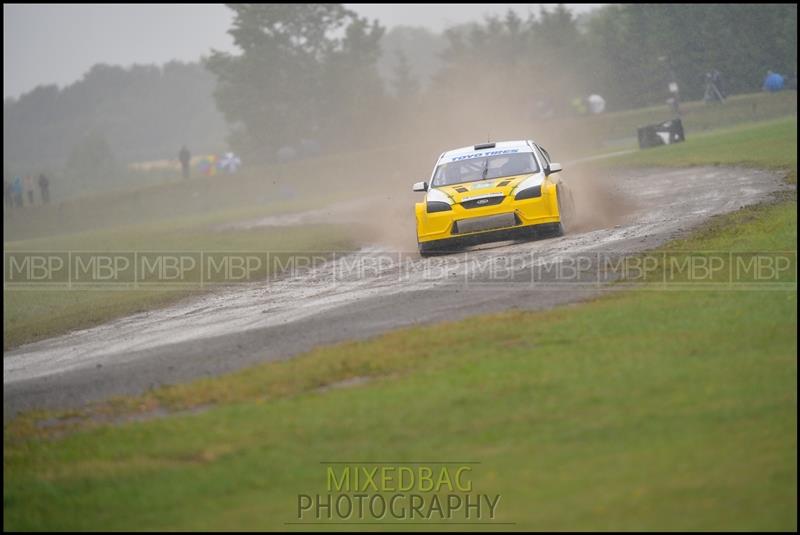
(418, 238), (438, 257)
(416, 223), (433, 257)
(556, 184), (573, 236)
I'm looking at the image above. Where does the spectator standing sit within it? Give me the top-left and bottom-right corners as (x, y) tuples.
(24, 174), (35, 206)
(710, 69), (726, 99)
(179, 146), (191, 180)
(12, 176), (23, 208)
(4, 178), (11, 209)
(38, 173), (51, 204)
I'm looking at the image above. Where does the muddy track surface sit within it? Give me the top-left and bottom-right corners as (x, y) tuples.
(3, 167), (789, 419)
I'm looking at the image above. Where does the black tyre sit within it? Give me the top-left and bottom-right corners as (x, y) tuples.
(416, 223), (434, 257)
(417, 237), (461, 257)
(556, 184), (574, 236)
(418, 240), (436, 257)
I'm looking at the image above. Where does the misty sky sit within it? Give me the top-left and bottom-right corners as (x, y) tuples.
(3, 3), (603, 99)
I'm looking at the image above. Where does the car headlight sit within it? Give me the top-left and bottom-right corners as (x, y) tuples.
(426, 201), (452, 213)
(512, 173), (545, 200)
(425, 188), (454, 212)
(514, 185), (542, 200)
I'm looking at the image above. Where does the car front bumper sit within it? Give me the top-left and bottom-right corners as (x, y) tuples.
(416, 192), (561, 245)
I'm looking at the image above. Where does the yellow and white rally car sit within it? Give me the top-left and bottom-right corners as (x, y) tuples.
(413, 140), (574, 256)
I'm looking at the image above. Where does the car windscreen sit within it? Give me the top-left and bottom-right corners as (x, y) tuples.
(431, 152), (540, 187)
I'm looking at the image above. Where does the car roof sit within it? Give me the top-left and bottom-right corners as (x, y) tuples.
(437, 140), (536, 164)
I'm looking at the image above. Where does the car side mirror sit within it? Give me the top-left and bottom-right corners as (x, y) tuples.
(546, 162), (562, 175)
(412, 181), (429, 192)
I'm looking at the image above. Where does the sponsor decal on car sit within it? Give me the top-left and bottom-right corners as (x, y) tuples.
(449, 149), (520, 162)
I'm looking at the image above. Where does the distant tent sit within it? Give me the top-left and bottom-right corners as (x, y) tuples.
(763, 71), (785, 92)
(588, 94), (606, 114)
(218, 152), (242, 174)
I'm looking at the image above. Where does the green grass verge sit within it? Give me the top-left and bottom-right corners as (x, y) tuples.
(4, 197), (796, 531)
(4, 117), (797, 530)
(3, 224), (359, 349)
(588, 90), (797, 142)
(605, 116), (797, 179)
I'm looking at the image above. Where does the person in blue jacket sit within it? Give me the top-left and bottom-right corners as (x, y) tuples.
(762, 70), (785, 92)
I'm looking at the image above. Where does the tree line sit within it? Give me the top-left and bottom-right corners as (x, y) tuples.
(207, 3), (796, 159)
(3, 4), (796, 196)
(3, 61), (227, 196)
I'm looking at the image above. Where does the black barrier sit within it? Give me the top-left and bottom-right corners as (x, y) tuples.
(637, 118), (685, 149)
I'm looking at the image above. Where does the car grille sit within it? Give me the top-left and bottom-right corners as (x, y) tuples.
(461, 196), (504, 209)
(452, 213), (519, 234)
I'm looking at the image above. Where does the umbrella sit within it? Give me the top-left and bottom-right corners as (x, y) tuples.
(218, 152), (242, 174)
(763, 71), (785, 92)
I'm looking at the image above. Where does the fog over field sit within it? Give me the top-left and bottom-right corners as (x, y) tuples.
(3, 6), (797, 531)
(4, 4), (795, 238)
